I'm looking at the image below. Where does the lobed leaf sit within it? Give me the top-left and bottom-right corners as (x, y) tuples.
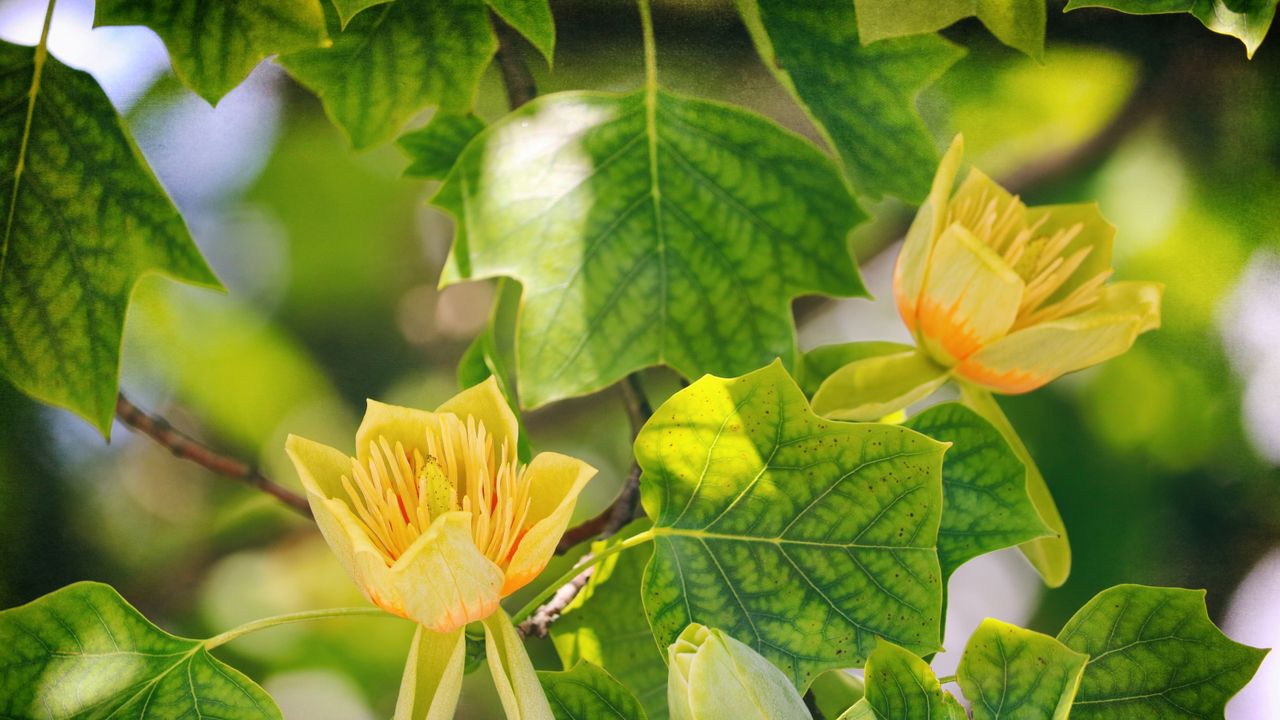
(435, 90), (867, 409)
(637, 361), (946, 688)
(539, 661), (647, 720)
(400, 113), (486, 180)
(0, 582), (279, 719)
(1064, 0), (1277, 59)
(853, 0), (1046, 59)
(958, 618), (1087, 720)
(860, 640), (963, 719)
(331, 0), (392, 28)
(0, 41), (220, 434)
(486, 0), (556, 64)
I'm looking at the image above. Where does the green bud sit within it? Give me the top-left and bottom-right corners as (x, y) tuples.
(667, 623), (810, 720)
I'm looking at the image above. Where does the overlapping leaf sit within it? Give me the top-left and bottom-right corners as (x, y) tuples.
(279, 0), (496, 149)
(1058, 584), (1267, 718)
(400, 113), (486, 179)
(486, 0), (556, 63)
(94, 0), (328, 104)
(958, 618), (1087, 720)
(436, 91), (866, 408)
(637, 361), (946, 688)
(0, 582), (279, 718)
(1064, 0), (1277, 58)
(539, 662), (647, 720)
(332, 0), (391, 28)
(737, 0), (964, 201)
(859, 640), (965, 719)
(853, 0), (1046, 59)
(0, 41), (220, 434)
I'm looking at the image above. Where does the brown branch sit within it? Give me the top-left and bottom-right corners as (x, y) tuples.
(492, 12), (537, 110)
(115, 393), (313, 518)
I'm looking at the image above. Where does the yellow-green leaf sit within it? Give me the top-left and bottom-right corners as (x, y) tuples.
(854, 0), (1045, 60)
(486, 0), (556, 64)
(539, 662), (647, 720)
(958, 618), (1087, 720)
(861, 640), (957, 719)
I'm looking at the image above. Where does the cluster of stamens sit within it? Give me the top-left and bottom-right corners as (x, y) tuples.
(340, 415), (532, 568)
(949, 187), (1112, 330)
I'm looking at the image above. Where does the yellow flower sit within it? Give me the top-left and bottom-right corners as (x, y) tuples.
(285, 377), (596, 633)
(893, 135), (1163, 394)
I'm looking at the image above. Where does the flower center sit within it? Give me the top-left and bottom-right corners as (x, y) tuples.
(949, 188), (1112, 330)
(340, 414), (532, 568)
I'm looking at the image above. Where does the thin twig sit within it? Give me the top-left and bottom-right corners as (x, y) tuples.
(115, 393), (312, 518)
(517, 562), (595, 637)
(492, 12), (537, 110)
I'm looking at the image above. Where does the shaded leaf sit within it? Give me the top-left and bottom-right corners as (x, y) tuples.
(400, 113), (486, 179)
(436, 90), (866, 408)
(456, 278), (531, 463)
(1057, 584), (1268, 718)
(539, 661), (647, 720)
(0, 41), (219, 434)
(331, 0), (392, 28)
(638, 361), (946, 688)
(1064, 0), (1276, 58)
(94, 0), (328, 104)
(737, 0), (964, 201)
(861, 640), (957, 719)
(279, 0), (496, 149)
(809, 670), (865, 718)
(487, 0), (556, 64)
(903, 403), (1051, 580)
(798, 341), (914, 397)
(0, 582), (279, 718)
(854, 0), (1046, 59)
(958, 618), (1087, 720)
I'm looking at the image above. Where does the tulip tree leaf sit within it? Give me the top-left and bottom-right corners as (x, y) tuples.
(1065, 0), (1277, 58)
(279, 0), (497, 149)
(0, 41), (220, 434)
(486, 0), (556, 64)
(638, 361), (946, 689)
(861, 640), (960, 719)
(737, 0), (964, 202)
(853, 0), (1046, 59)
(0, 582), (280, 719)
(903, 403), (1052, 580)
(539, 661), (647, 720)
(958, 618), (1087, 720)
(1058, 584), (1268, 719)
(93, 0), (328, 104)
(331, 0), (391, 28)
(798, 341), (915, 397)
(552, 524), (669, 719)
(399, 113), (486, 179)
(435, 90), (867, 409)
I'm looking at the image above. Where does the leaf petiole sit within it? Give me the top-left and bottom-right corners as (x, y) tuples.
(203, 606), (396, 649)
(510, 527), (656, 626)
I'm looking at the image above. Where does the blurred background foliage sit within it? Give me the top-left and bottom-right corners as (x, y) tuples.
(0, 0), (1277, 717)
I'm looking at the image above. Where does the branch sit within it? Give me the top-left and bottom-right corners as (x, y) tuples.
(517, 561), (595, 637)
(492, 13), (537, 110)
(115, 393), (312, 518)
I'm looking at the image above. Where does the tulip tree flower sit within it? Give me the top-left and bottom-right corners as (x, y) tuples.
(668, 623), (810, 720)
(286, 377), (596, 719)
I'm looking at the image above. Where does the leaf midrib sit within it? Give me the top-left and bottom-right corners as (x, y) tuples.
(651, 526), (932, 551)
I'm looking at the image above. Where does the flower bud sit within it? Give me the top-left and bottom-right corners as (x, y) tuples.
(667, 624), (810, 720)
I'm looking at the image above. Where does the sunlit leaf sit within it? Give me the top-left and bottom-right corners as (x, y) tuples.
(94, 0), (328, 104)
(638, 361), (946, 688)
(0, 582), (279, 719)
(400, 113), (486, 179)
(487, 0), (556, 64)
(539, 661), (647, 720)
(1058, 584), (1268, 718)
(0, 41), (220, 434)
(436, 91), (866, 408)
(279, 0), (496, 149)
(903, 403), (1051, 580)
(737, 0), (963, 201)
(958, 618), (1087, 720)
(853, 0), (1046, 59)
(860, 640), (961, 719)
(1064, 0), (1277, 58)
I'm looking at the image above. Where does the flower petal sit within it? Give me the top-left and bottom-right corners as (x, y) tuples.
(501, 452), (597, 596)
(811, 349), (951, 421)
(355, 400), (440, 465)
(390, 511), (505, 632)
(394, 625), (466, 720)
(917, 223), (1024, 365)
(309, 494), (400, 612)
(483, 609), (555, 720)
(894, 134), (966, 331)
(285, 433), (350, 499)
(1022, 202), (1115, 303)
(436, 376), (520, 456)
(957, 281), (1163, 393)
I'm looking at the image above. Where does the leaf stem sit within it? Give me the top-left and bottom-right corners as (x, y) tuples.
(203, 607), (393, 650)
(637, 0), (657, 93)
(937, 674), (957, 685)
(512, 528), (655, 629)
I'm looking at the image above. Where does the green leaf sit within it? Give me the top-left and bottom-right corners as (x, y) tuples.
(736, 0), (964, 201)
(486, 0), (556, 64)
(436, 90), (867, 409)
(331, 0), (392, 28)
(836, 700), (876, 720)
(811, 348), (950, 421)
(809, 670), (865, 718)
(279, 0), (497, 149)
(1064, 0), (1276, 58)
(958, 618), (1087, 720)
(638, 361), (946, 688)
(94, 0), (328, 105)
(456, 278), (531, 463)
(552, 523), (669, 719)
(902, 403), (1052, 580)
(1058, 584), (1268, 719)
(0, 41), (220, 434)
(853, 0), (1046, 60)
(860, 640), (955, 719)
(0, 582), (280, 718)
(399, 113), (486, 179)
(539, 662), (647, 720)
(798, 341), (914, 397)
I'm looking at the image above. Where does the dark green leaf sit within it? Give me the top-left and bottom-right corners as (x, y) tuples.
(436, 90), (867, 408)
(738, 0), (964, 201)
(539, 661), (647, 720)
(399, 113), (486, 179)
(0, 41), (220, 434)
(94, 0), (328, 104)
(1058, 584), (1268, 719)
(486, 0), (556, 64)
(0, 582), (279, 718)
(853, 0), (1046, 59)
(638, 361), (946, 688)
(1064, 0), (1276, 58)
(958, 618), (1087, 720)
(903, 403), (1051, 580)
(331, 0), (391, 28)
(279, 0), (496, 149)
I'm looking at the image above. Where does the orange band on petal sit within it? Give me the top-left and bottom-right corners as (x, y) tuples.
(917, 296), (985, 362)
(956, 359), (1050, 394)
